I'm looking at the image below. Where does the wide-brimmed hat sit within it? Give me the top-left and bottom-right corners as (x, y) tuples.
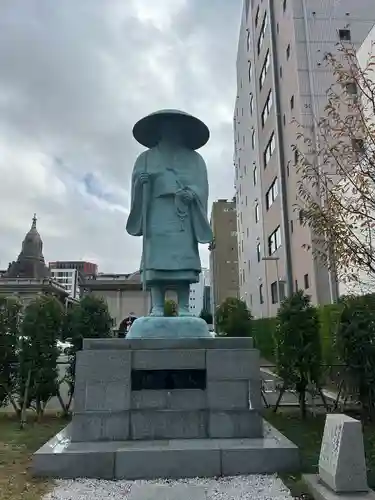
(132, 109), (210, 150)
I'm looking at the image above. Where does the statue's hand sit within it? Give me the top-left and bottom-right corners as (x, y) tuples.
(138, 172), (150, 185)
(179, 189), (194, 204)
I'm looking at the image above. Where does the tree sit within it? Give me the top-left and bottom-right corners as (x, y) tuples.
(199, 310), (213, 324)
(295, 44), (375, 293)
(274, 291), (323, 418)
(215, 297), (252, 337)
(18, 295), (64, 418)
(66, 295), (113, 400)
(164, 299), (178, 317)
(0, 296), (22, 412)
(335, 295), (375, 420)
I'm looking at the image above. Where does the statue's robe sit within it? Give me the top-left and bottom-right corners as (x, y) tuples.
(126, 145), (213, 284)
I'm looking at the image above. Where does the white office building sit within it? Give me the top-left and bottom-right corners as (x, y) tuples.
(50, 268), (80, 299)
(235, 0), (375, 318)
(189, 269), (209, 316)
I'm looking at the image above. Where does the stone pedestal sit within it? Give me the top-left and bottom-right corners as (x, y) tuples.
(304, 414), (373, 500)
(33, 337), (299, 479)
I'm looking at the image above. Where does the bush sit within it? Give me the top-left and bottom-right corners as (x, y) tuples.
(318, 303), (343, 368)
(274, 291), (322, 418)
(215, 297), (252, 337)
(251, 317), (277, 363)
(67, 295), (113, 398)
(335, 296), (375, 420)
(18, 295), (64, 417)
(0, 297), (22, 409)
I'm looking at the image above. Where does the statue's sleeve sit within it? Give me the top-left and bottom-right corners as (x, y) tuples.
(126, 152), (147, 237)
(188, 152), (213, 244)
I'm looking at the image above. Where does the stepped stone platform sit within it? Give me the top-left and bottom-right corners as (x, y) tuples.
(32, 337), (299, 479)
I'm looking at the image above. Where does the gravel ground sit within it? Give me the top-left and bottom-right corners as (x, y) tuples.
(44, 475), (293, 500)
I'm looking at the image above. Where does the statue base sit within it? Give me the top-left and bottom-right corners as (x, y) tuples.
(126, 316), (212, 339)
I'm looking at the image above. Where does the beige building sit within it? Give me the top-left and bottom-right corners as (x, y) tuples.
(234, 0), (375, 317)
(81, 272), (150, 330)
(209, 199), (239, 314)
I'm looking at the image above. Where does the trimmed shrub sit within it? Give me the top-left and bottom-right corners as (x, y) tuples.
(251, 317), (277, 363)
(215, 297), (252, 337)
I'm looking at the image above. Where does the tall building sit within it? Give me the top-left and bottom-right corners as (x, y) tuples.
(189, 271), (205, 316)
(49, 268), (80, 299)
(189, 268), (210, 316)
(48, 260), (98, 277)
(209, 199), (239, 314)
(235, 0), (375, 318)
(48, 260), (98, 299)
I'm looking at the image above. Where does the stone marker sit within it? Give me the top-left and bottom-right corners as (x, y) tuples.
(304, 414), (373, 500)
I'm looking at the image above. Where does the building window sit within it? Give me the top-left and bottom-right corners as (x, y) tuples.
(268, 225), (281, 255)
(286, 44), (291, 60)
(257, 242), (261, 262)
(259, 50), (270, 89)
(295, 279), (298, 291)
(248, 61), (252, 82)
(294, 149), (299, 165)
(263, 132), (276, 168)
(261, 90), (273, 127)
(339, 29), (351, 41)
(283, 114), (286, 126)
(257, 12), (268, 54)
(255, 203), (260, 223)
(255, 5), (260, 27)
(271, 281), (278, 304)
(247, 31), (251, 52)
(299, 209), (304, 224)
(352, 138), (365, 153)
(283, 0), (287, 11)
(345, 82), (357, 96)
(290, 219), (294, 233)
(249, 93), (254, 115)
(280, 65), (283, 78)
(259, 284), (264, 304)
(265, 177), (278, 210)
(304, 273), (310, 289)
(253, 165), (258, 185)
(290, 95), (294, 110)
(251, 129), (256, 149)
(246, 227), (249, 237)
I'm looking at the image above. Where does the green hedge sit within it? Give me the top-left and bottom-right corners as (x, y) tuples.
(252, 317), (277, 363)
(252, 304), (343, 367)
(318, 303), (343, 367)
(251, 294), (375, 366)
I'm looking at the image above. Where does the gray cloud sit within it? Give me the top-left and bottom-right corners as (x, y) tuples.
(0, 0), (241, 272)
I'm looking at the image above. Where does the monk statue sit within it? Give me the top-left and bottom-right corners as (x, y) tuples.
(126, 109), (213, 318)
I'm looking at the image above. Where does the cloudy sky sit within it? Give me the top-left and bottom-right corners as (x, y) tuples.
(0, 0), (241, 273)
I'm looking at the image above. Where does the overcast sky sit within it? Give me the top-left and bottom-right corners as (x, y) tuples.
(0, 0), (242, 273)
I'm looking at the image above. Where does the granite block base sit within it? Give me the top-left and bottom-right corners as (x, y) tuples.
(33, 421), (299, 480)
(127, 316), (212, 339)
(303, 474), (375, 500)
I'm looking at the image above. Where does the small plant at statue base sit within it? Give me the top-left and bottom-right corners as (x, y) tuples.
(0, 296), (22, 414)
(335, 296), (375, 421)
(164, 299), (178, 317)
(215, 297), (252, 337)
(18, 295), (64, 420)
(66, 295), (113, 404)
(274, 290), (326, 418)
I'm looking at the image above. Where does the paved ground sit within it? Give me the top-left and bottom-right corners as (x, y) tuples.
(44, 475), (293, 500)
